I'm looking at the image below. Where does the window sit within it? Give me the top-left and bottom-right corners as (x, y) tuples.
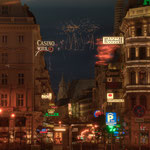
(130, 47), (136, 60)
(18, 73), (24, 85)
(0, 117), (9, 127)
(130, 71), (136, 85)
(139, 71), (146, 85)
(140, 95), (147, 109)
(2, 74), (7, 85)
(139, 47), (146, 60)
(2, 6), (8, 15)
(16, 94), (24, 107)
(18, 35), (24, 43)
(0, 94), (7, 107)
(136, 27), (142, 36)
(2, 53), (8, 64)
(15, 117), (26, 127)
(131, 96), (136, 109)
(2, 36), (7, 43)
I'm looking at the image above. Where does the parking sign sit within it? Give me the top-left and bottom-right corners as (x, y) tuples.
(106, 112), (117, 126)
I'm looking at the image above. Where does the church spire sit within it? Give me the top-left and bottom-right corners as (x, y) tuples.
(57, 74), (68, 101)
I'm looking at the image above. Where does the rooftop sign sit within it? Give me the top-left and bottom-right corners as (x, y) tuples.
(103, 37), (124, 44)
(143, 0), (150, 5)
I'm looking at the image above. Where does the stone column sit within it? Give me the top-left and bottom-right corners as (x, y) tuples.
(147, 47), (150, 57)
(131, 26), (135, 37)
(136, 47), (139, 58)
(127, 48), (130, 59)
(148, 71), (150, 84)
(136, 71), (138, 84)
(143, 24), (147, 36)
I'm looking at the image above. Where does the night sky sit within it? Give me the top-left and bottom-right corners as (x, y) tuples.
(21, 0), (117, 94)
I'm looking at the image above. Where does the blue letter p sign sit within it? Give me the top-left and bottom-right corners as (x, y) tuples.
(106, 112), (117, 126)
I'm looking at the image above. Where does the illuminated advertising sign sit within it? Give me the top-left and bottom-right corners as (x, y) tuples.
(106, 112), (117, 126)
(103, 37), (124, 44)
(68, 103), (72, 115)
(94, 110), (104, 118)
(41, 93), (52, 100)
(107, 93), (114, 100)
(143, 0), (150, 5)
(35, 40), (55, 56)
(107, 99), (124, 103)
(44, 113), (59, 117)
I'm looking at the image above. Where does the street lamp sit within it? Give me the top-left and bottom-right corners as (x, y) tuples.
(11, 113), (15, 118)
(0, 108), (3, 113)
(10, 113), (15, 143)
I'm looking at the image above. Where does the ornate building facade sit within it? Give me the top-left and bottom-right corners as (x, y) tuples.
(0, 0), (54, 143)
(121, 5), (150, 148)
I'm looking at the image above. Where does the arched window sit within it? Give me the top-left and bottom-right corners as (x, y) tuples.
(139, 71), (146, 85)
(130, 47), (135, 60)
(139, 47), (146, 60)
(140, 95), (147, 109)
(131, 96), (136, 109)
(130, 71), (136, 85)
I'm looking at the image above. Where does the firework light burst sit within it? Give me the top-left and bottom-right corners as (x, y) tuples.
(96, 39), (119, 65)
(57, 18), (100, 50)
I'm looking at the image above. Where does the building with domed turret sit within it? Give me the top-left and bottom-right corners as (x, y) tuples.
(121, 4), (150, 148)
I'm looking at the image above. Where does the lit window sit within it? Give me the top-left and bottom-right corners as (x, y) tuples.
(2, 53), (8, 64)
(16, 94), (24, 107)
(0, 94), (7, 107)
(18, 73), (24, 85)
(2, 36), (7, 43)
(140, 95), (147, 109)
(2, 74), (7, 85)
(19, 35), (24, 43)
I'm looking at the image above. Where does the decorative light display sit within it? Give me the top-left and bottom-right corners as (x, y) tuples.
(96, 39), (119, 65)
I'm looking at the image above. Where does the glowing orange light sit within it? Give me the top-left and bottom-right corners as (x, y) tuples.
(11, 113), (15, 118)
(96, 39), (119, 65)
(0, 109), (2, 113)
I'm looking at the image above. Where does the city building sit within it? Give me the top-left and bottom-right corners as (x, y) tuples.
(0, 0), (54, 143)
(120, 5), (150, 148)
(114, 0), (125, 35)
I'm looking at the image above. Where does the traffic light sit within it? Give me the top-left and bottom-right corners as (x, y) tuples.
(106, 125), (117, 133)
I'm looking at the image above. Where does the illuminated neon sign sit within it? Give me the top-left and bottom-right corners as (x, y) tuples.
(94, 110), (104, 118)
(44, 113), (59, 117)
(41, 93), (52, 100)
(37, 128), (48, 134)
(103, 37), (124, 44)
(143, 0), (150, 5)
(35, 40), (55, 56)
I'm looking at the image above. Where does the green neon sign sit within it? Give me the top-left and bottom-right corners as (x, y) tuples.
(44, 113), (59, 117)
(143, 0), (150, 5)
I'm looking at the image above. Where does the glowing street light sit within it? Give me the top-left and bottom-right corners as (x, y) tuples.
(0, 108), (2, 113)
(11, 113), (15, 118)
